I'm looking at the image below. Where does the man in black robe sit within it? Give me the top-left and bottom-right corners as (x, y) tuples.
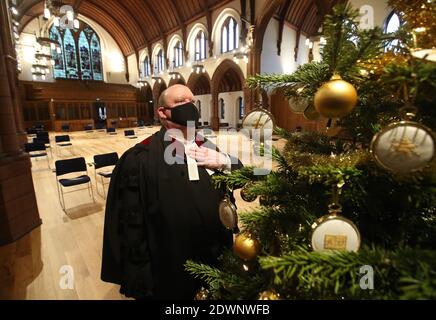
(101, 84), (241, 299)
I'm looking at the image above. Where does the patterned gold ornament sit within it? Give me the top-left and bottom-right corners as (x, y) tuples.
(311, 204), (361, 252)
(258, 290), (281, 300)
(234, 233), (260, 261)
(314, 74), (358, 118)
(370, 120), (435, 173)
(240, 184), (257, 202)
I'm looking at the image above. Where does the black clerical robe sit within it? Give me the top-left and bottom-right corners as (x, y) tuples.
(101, 127), (241, 299)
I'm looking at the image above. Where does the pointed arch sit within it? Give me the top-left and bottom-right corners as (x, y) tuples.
(79, 30), (92, 80)
(49, 25), (66, 78)
(90, 33), (103, 80)
(63, 29), (79, 79)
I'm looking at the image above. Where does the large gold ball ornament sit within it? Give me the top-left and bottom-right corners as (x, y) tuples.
(314, 74), (358, 118)
(234, 233), (260, 261)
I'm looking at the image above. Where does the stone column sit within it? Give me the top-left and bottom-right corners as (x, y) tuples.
(210, 92), (219, 131)
(0, 0), (41, 246)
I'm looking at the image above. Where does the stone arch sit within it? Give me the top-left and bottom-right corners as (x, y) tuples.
(187, 72), (212, 125)
(168, 74), (186, 87)
(211, 59), (245, 129)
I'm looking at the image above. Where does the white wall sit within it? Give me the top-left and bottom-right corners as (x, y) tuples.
(260, 19), (311, 76)
(350, 0), (391, 28)
(19, 14), (128, 84)
(218, 91), (243, 128)
(194, 94), (212, 124)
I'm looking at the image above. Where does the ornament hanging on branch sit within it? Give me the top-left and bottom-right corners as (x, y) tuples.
(195, 287), (210, 300)
(314, 74), (358, 118)
(219, 188), (240, 234)
(233, 232), (260, 261)
(310, 185), (361, 252)
(370, 106), (435, 174)
(240, 183), (257, 202)
(258, 289), (281, 300)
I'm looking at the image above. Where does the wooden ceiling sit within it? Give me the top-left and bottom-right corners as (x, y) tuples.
(17, 0), (340, 57)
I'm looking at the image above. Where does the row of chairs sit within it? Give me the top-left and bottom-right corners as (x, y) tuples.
(55, 152), (119, 212)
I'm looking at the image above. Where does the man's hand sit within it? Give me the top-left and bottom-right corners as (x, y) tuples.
(188, 144), (229, 171)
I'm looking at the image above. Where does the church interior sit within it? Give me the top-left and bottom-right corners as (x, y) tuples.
(1, 0), (435, 301)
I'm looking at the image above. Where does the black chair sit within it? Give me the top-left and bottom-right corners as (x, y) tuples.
(55, 135), (73, 156)
(107, 127), (117, 135)
(124, 129), (137, 139)
(93, 152), (119, 199)
(26, 128), (37, 137)
(137, 120), (145, 128)
(111, 120), (117, 128)
(84, 124), (93, 132)
(61, 124), (70, 132)
(24, 142), (50, 168)
(55, 157), (94, 212)
(96, 122), (106, 132)
(35, 131), (52, 156)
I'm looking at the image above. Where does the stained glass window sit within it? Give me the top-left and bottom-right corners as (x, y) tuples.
(49, 21), (103, 81)
(91, 34), (103, 80)
(49, 26), (66, 78)
(63, 29), (79, 79)
(79, 31), (92, 79)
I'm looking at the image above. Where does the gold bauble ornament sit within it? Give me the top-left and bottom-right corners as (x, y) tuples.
(258, 289), (281, 300)
(240, 184), (257, 202)
(233, 233), (260, 261)
(314, 74), (358, 118)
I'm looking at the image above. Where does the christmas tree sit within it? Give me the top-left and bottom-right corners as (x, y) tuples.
(186, 1), (436, 300)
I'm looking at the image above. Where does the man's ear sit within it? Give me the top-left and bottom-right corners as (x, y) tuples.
(157, 106), (167, 119)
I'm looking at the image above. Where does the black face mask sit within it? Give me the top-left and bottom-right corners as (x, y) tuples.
(165, 102), (199, 127)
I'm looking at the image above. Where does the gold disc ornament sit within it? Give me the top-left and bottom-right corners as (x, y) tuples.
(233, 233), (260, 261)
(370, 121), (435, 174)
(311, 204), (361, 252)
(314, 74), (358, 118)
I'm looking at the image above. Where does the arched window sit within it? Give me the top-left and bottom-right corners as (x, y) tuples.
(143, 56), (150, 77)
(49, 21), (103, 80)
(238, 97), (244, 119)
(197, 100), (202, 118)
(220, 98), (225, 119)
(156, 49), (165, 73)
(90, 33), (103, 80)
(221, 17), (239, 53)
(385, 12), (401, 33)
(174, 41), (184, 68)
(79, 30), (91, 80)
(49, 26), (66, 78)
(195, 31), (207, 61)
(385, 11), (402, 51)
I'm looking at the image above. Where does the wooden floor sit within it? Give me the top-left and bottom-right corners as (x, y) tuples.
(0, 126), (276, 300)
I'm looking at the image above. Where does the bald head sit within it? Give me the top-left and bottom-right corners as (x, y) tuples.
(158, 84), (194, 108)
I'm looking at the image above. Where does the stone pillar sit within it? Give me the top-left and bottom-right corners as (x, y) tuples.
(0, 1), (41, 246)
(210, 92), (219, 131)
